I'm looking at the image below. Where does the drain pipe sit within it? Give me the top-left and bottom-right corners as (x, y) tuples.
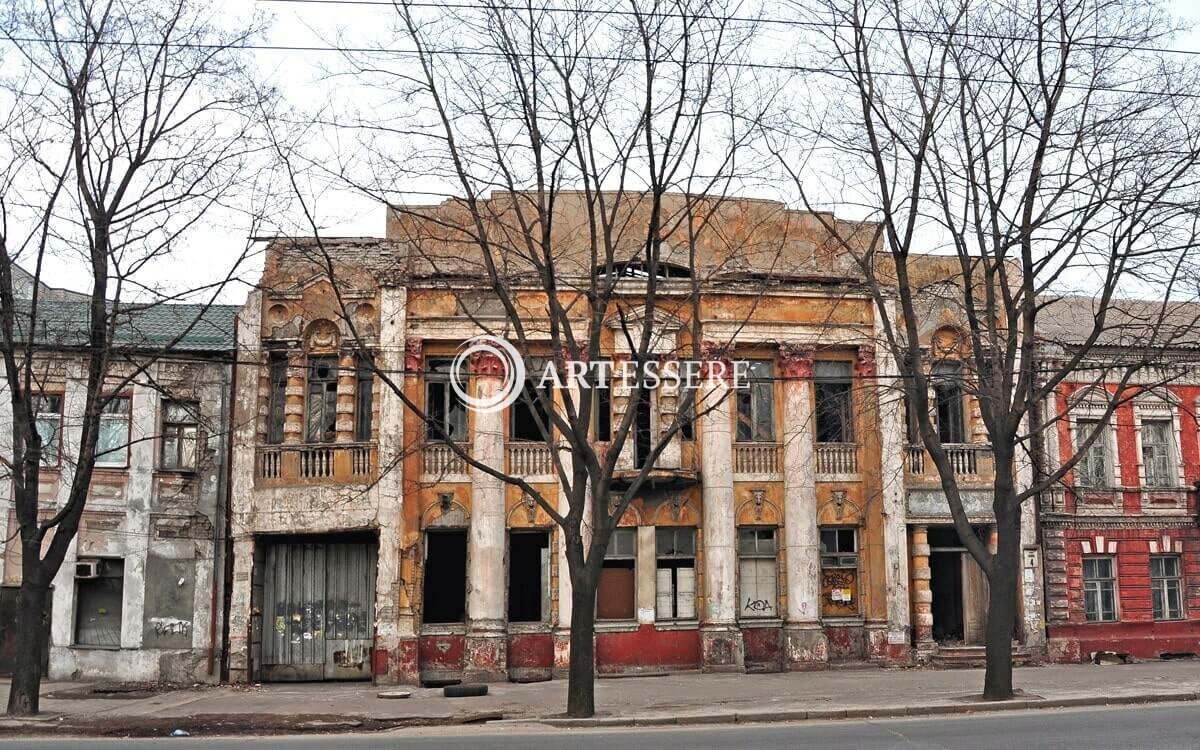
(208, 353), (234, 677)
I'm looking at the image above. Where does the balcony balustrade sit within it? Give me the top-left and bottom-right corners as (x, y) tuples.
(255, 443), (377, 484)
(733, 442), (781, 476)
(816, 442), (858, 476)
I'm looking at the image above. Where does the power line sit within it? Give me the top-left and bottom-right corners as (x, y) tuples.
(258, 0), (1200, 59)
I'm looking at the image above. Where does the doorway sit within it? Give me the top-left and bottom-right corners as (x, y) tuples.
(260, 534), (378, 681)
(927, 526), (989, 645)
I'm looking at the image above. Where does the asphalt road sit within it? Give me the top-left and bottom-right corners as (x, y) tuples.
(3, 703), (1198, 749)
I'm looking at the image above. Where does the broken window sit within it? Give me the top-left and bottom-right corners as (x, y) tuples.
(95, 396), (131, 467)
(1083, 556), (1117, 622)
(1074, 419), (1110, 488)
(33, 394), (62, 466)
(511, 381), (553, 442)
(355, 354), (374, 442)
(422, 530), (467, 624)
(678, 395), (694, 441)
(597, 527), (636, 620)
(160, 400), (199, 471)
(735, 360), (774, 442)
(425, 358), (467, 442)
(814, 361), (854, 444)
(1140, 419), (1175, 487)
(655, 527), (696, 620)
(266, 353), (288, 444)
(633, 386), (654, 467)
(305, 356), (339, 443)
(820, 527), (859, 616)
(1151, 555), (1183, 621)
(508, 531), (551, 623)
(74, 558), (124, 647)
(932, 363), (966, 444)
(738, 527), (777, 618)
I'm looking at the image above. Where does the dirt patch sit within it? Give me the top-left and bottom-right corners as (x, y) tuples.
(43, 682), (202, 701)
(0, 711), (505, 738)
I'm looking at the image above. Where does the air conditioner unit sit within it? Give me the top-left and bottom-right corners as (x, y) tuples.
(75, 560), (100, 579)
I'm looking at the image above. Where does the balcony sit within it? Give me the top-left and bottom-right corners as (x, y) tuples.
(816, 442), (858, 478)
(255, 443), (377, 485)
(905, 443), (992, 478)
(422, 443), (470, 478)
(733, 442), (781, 477)
(507, 441), (555, 477)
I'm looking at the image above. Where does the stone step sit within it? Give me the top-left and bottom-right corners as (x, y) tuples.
(932, 644), (1032, 668)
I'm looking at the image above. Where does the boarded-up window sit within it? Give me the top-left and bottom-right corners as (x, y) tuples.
(597, 528), (635, 620)
(655, 527), (696, 620)
(820, 527), (859, 617)
(74, 558), (124, 647)
(738, 527), (778, 618)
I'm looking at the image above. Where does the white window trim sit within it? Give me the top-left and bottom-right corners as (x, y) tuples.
(1132, 393), (1185, 490)
(1081, 553), (1120, 623)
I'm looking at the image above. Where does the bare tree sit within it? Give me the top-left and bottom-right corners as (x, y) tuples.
(261, 0), (801, 718)
(775, 0), (1200, 699)
(0, 0), (270, 714)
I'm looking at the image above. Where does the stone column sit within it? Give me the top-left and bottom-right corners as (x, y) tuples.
(375, 289), (414, 683)
(869, 330), (912, 662)
(335, 351), (357, 443)
(779, 343), (827, 669)
(697, 341), (743, 671)
(465, 350), (508, 681)
(283, 351), (306, 445)
(910, 524), (935, 659)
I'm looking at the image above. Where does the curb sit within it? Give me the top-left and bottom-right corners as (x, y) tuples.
(537, 691), (1200, 728)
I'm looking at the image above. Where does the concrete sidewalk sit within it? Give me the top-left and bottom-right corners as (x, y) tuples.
(3, 660), (1199, 735)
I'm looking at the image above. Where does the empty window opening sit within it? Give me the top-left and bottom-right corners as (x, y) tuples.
(74, 558), (124, 648)
(597, 527), (636, 620)
(508, 531), (551, 623)
(266, 353), (288, 444)
(422, 530), (467, 624)
(634, 386), (653, 467)
(355, 354), (374, 442)
(932, 363), (966, 444)
(425, 358), (468, 441)
(655, 527), (696, 620)
(814, 361), (854, 443)
(511, 382), (553, 442)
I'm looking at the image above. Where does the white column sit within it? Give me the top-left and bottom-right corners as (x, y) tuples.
(873, 315), (912, 660)
(779, 343), (827, 668)
(465, 350), (508, 681)
(697, 343), (742, 671)
(374, 287), (410, 682)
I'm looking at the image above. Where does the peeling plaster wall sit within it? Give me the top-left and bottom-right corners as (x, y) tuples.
(0, 354), (231, 683)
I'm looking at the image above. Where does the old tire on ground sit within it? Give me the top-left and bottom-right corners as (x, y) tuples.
(443, 683), (488, 698)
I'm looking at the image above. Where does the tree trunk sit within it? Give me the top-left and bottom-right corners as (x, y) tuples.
(982, 502), (1020, 701)
(565, 576), (597, 718)
(6, 578), (50, 716)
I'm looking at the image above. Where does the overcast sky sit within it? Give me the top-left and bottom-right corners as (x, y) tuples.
(19, 0), (1200, 303)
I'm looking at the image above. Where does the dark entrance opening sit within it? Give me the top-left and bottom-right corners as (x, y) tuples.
(423, 530), (467, 624)
(508, 531), (550, 622)
(930, 550), (964, 642)
(634, 387), (653, 467)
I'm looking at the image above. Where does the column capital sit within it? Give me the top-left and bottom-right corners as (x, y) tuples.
(404, 337), (423, 373)
(700, 339), (733, 382)
(856, 346), (877, 378)
(471, 350), (505, 378)
(778, 342), (813, 379)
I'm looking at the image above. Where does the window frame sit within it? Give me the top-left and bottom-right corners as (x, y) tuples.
(1082, 555), (1118, 623)
(931, 362), (966, 444)
(94, 394), (132, 468)
(737, 526), (779, 619)
(304, 355), (340, 444)
(159, 399), (200, 472)
(424, 357), (468, 443)
(33, 393), (63, 468)
(597, 527), (637, 621)
(655, 527), (697, 621)
(1138, 418), (1177, 488)
(813, 361), (855, 444)
(265, 352), (288, 445)
(509, 380), (554, 443)
(1150, 554), (1184, 621)
(735, 359), (775, 443)
(354, 353), (375, 442)
(1072, 417), (1113, 489)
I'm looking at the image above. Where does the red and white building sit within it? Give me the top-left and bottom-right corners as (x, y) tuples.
(1039, 298), (1200, 661)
